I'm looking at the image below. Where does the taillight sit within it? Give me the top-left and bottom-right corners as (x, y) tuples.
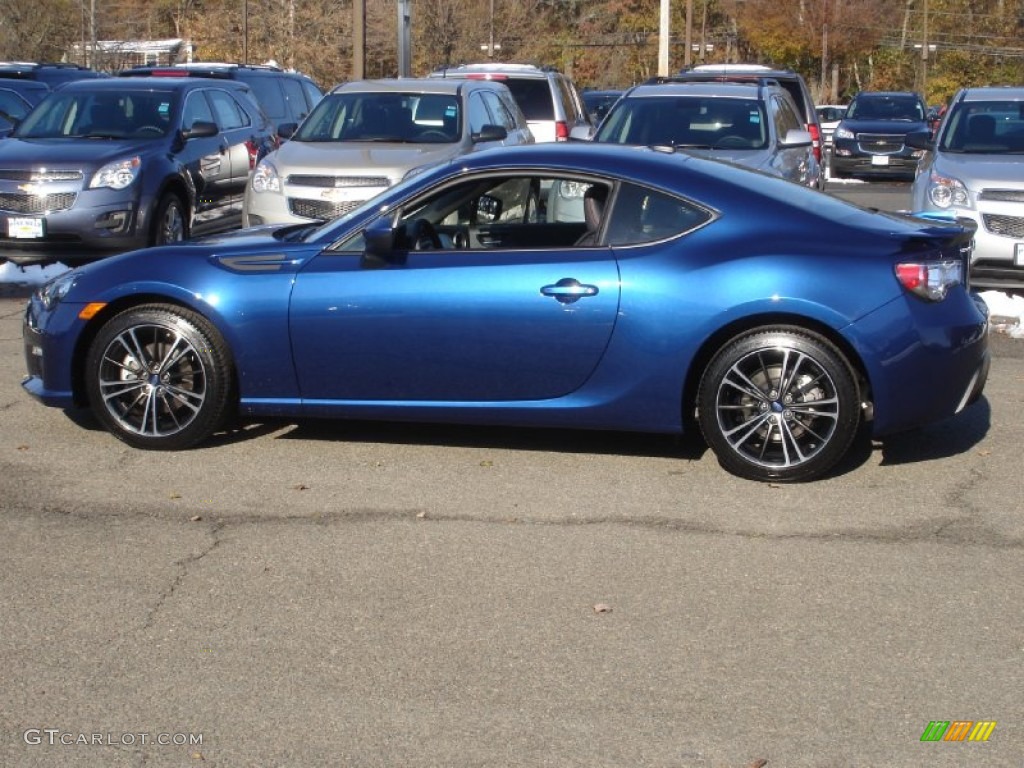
(555, 121), (569, 141)
(245, 139), (261, 170)
(808, 123), (822, 162)
(895, 260), (963, 301)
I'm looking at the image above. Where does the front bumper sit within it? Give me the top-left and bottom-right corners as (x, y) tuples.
(0, 187), (150, 254)
(21, 295), (86, 409)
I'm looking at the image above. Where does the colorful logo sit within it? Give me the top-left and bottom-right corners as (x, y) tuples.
(920, 721), (996, 742)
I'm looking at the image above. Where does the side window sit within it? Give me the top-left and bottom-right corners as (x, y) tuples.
(556, 77), (580, 121)
(301, 80), (324, 111)
(481, 90), (516, 131)
(181, 91), (215, 130)
(245, 77), (286, 122)
(772, 95), (801, 141)
(208, 89), (250, 129)
(281, 78), (308, 120)
(605, 183), (712, 246)
(467, 91), (491, 134)
(0, 90), (30, 121)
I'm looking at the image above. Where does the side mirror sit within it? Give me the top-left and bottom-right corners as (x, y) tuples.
(906, 130), (935, 150)
(569, 124), (594, 141)
(780, 128), (812, 147)
(278, 122), (298, 140)
(364, 216), (397, 258)
(182, 120), (218, 140)
(472, 124), (507, 143)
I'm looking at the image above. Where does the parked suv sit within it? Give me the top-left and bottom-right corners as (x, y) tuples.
(244, 77), (534, 226)
(830, 91), (929, 179)
(672, 64), (825, 187)
(909, 86), (1024, 290)
(429, 62), (591, 142)
(0, 77), (277, 254)
(593, 79), (820, 187)
(119, 63), (323, 137)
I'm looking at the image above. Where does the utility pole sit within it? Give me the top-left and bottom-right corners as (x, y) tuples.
(684, 0), (694, 67)
(397, 0), (411, 76)
(658, 0), (670, 76)
(920, 0), (930, 99)
(354, 0), (365, 79)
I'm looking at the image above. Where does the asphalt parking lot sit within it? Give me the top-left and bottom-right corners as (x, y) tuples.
(1, 184), (1022, 767)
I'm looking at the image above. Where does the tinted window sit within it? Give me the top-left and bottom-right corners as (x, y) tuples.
(849, 94), (925, 121)
(467, 91), (491, 134)
(772, 95), (802, 140)
(597, 96), (765, 148)
(182, 90), (216, 128)
(208, 89), (249, 129)
(481, 90), (516, 131)
(245, 76), (287, 121)
(280, 78), (309, 120)
(295, 91), (458, 142)
(503, 79), (554, 120)
(0, 89), (31, 121)
(606, 183), (711, 245)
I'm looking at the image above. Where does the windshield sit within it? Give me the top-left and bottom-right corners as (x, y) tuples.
(595, 95), (768, 149)
(15, 90), (178, 139)
(939, 101), (1024, 154)
(294, 91), (461, 144)
(847, 94), (925, 121)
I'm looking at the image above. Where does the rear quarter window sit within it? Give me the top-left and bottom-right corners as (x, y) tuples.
(244, 77), (286, 121)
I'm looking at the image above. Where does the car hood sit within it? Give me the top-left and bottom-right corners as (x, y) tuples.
(0, 137), (157, 169)
(272, 140), (463, 178)
(840, 118), (929, 135)
(933, 152), (1024, 188)
(686, 147), (777, 173)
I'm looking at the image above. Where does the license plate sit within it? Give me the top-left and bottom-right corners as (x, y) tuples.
(1015, 243), (1024, 266)
(7, 217), (45, 239)
(870, 155), (890, 166)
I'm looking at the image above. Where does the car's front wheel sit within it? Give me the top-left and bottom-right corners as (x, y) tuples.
(151, 193), (188, 245)
(697, 327), (861, 482)
(85, 304), (233, 450)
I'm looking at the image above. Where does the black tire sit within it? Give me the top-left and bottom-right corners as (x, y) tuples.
(84, 304), (234, 450)
(697, 327), (861, 482)
(151, 194), (188, 246)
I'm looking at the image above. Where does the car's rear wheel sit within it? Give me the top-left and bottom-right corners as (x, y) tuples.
(697, 327), (861, 482)
(85, 304), (233, 450)
(152, 194), (188, 245)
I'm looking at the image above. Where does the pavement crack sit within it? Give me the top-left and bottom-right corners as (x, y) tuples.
(142, 521), (224, 630)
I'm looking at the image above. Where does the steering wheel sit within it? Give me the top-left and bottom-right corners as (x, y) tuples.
(714, 135), (751, 149)
(409, 218), (442, 250)
(418, 129), (452, 141)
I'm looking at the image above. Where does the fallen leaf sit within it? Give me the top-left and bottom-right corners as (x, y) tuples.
(480, 459), (494, 467)
(190, 515), (203, 522)
(977, 449), (992, 457)
(191, 752), (205, 761)
(293, 483), (309, 490)
(169, 492), (182, 499)
(16, 445), (29, 451)
(416, 511), (428, 519)
(748, 760), (768, 768)
(593, 603), (612, 613)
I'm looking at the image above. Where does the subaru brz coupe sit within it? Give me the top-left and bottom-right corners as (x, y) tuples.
(22, 143), (990, 482)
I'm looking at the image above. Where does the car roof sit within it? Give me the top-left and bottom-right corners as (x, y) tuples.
(332, 78), (505, 96)
(958, 86), (1024, 102)
(629, 81), (763, 99)
(430, 62), (559, 79)
(57, 76), (249, 92)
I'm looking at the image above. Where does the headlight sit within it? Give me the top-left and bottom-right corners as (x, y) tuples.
(927, 170), (970, 209)
(834, 126), (855, 140)
(38, 273), (77, 310)
(89, 156), (141, 190)
(251, 160), (281, 193)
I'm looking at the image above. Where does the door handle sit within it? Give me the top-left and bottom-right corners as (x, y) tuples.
(541, 277), (599, 304)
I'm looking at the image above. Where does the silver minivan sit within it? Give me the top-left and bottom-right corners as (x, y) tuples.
(244, 78), (533, 226)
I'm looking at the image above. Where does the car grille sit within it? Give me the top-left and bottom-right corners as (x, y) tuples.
(288, 198), (366, 221)
(979, 189), (1024, 203)
(287, 175), (389, 188)
(0, 192), (77, 214)
(982, 213), (1024, 238)
(855, 133), (904, 155)
(0, 169), (83, 182)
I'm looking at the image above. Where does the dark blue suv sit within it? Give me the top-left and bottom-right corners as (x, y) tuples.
(0, 77), (277, 255)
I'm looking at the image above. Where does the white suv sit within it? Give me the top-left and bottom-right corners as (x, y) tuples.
(244, 77), (533, 226)
(429, 63), (592, 142)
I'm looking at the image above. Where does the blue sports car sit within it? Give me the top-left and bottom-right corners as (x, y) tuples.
(22, 143), (990, 482)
